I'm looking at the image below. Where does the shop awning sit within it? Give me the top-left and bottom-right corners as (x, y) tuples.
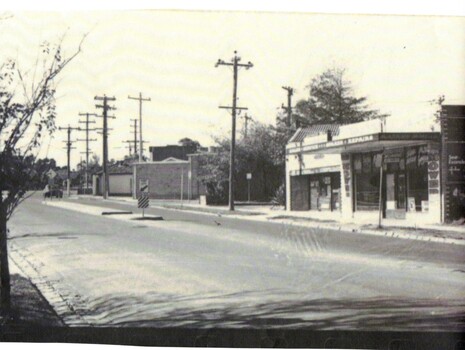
(289, 165), (340, 176)
(287, 132), (440, 155)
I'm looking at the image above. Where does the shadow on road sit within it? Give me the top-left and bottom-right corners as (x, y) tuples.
(1, 274), (64, 326)
(74, 290), (465, 331)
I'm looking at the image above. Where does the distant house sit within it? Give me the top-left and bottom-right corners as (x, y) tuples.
(93, 162), (133, 196)
(149, 144), (198, 162)
(50, 169), (80, 187)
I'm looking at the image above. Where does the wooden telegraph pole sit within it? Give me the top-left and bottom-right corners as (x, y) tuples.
(215, 51), (253, 211)
(95, 95), (116, 200)
(128, 93), (151, 162)
(242, 113), (253, 139)
(77, 113), (97, 189)
(281, 86), (294, 128)
(58, 125), (81, 196)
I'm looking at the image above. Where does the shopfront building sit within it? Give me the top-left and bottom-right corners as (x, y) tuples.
(286, 118), (443, 225)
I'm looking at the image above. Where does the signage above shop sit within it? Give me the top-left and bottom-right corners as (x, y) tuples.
(288, 132), (440, 154)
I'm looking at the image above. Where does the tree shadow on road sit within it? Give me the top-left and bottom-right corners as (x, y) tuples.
(1, 273), (64, 326)
(75, 290), (465, 331)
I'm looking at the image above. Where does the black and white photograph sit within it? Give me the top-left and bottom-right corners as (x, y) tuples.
(0, 2), (464, 349)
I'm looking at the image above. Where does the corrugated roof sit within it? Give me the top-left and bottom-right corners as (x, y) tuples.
(289, 124), (340, 143)
(107, 163), (133, 175)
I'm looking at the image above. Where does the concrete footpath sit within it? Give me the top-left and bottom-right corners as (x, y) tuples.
(71, 195), (465, 246)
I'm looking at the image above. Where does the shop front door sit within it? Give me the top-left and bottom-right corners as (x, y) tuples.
(385, 172), (406, 219)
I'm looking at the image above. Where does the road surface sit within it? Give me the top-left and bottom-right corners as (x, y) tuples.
(7, 193), (465, 330)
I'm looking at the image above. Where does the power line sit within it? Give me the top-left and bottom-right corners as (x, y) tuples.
(215, 50), (253, 211)
(95, 95), (116, 199)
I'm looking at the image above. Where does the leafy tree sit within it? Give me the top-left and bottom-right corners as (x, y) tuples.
(199, 122), (286, 204)
(28, 157), (57, 190)
(0, 36), (83, 311)
(178, 137), (201, 150)
(296, 67), (387, 125)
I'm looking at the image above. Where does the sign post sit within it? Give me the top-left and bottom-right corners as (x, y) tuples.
(138, 179), (149, 217)
(187, 170), (192, 202)
(246, 173), (252, 203)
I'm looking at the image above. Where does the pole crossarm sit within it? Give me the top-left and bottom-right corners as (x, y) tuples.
(219, 106), (248, 110)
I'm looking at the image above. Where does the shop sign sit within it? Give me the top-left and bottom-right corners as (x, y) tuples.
(384, 148), (403, 164)
(441, 105), (465, 221)
(302, 134), (375, 152)
(408, 197), (416, 212)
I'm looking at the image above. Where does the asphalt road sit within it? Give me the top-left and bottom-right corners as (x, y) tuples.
(7, 193), (465, 330)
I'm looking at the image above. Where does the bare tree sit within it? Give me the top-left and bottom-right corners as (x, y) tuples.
(0, 35), (84, 312)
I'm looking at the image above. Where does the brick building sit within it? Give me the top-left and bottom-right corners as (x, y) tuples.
(149, 144), (199, 161)
(133, 156), (206, 200)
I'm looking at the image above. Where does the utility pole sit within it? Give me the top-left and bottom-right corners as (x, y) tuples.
(58, 125), (81, 197)
(77, 113), (97, 189)
(215, 51), (253, 211)
(122, 141), (132, 157)
(281, 86), (296, 211)
(242, 113), (253, 139)
(95, 95), (116, 200)
(130, 119), (138, 157)
(124, 119), (147, 159)
(281, 86), (294, 128)
(128, 93), (151, 162)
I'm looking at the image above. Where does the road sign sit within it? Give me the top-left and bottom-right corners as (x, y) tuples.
(46, 169), (57, 179)
(246, 173), (252, 180)
(138, 193), (149, 209)
(139, 179), (149, 193)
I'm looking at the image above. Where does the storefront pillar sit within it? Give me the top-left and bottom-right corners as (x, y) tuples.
(340, 153), (353, 220)
(427, 143), (441, 223)
(285, 158), (291, 211)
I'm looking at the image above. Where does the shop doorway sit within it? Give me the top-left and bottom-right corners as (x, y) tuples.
(385, 172), (407, 219)
(309, 172), (340, 211)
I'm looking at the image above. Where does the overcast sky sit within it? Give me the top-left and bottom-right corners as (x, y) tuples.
(1, 8), (464, 167)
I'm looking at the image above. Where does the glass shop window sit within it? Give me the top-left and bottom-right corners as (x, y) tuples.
(407, 146), (428, 212)
(353, 154), (362, 174)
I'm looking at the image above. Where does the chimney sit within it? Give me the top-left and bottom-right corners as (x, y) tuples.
(327, 130), (333, 141)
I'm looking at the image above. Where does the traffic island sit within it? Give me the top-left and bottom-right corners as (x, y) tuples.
(101, 211), (133, 215)
(131, 216), (163, 221)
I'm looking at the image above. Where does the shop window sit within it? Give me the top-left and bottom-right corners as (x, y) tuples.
(309, 173), (340, 211)
(353, 154), (362, 174)
(355, 172), (380, 210)
(407, 148), (428, 212)
(354, 151), (382, 211)
(362, 154), (372, 174)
